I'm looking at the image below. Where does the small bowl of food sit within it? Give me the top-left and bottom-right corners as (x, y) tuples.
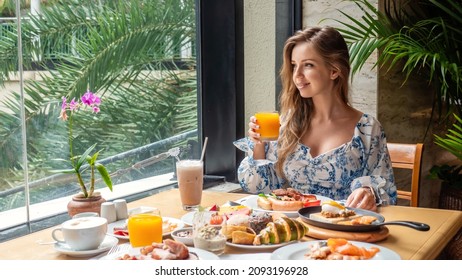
(171, 227), (194, 246)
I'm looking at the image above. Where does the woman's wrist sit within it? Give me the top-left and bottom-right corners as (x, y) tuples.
(253, 141), (266, 160)
(362, 186), (377, 203)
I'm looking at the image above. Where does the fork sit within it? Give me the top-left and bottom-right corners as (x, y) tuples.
(227, 200), (244, 206)
(107, 243), (131, 256)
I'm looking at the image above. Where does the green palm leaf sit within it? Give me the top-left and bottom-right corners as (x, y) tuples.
(0, 0), (197, 193)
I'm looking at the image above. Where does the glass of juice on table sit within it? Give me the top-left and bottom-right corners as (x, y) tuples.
(127, 208), (162, 247)
(255, 112), (280, 141)
(176, 159), (203, 211)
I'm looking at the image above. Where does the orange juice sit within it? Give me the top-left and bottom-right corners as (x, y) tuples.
(255, 112), (280, 141)
(127, 213), (163, 247)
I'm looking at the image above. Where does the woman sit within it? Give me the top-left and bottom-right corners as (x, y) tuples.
(234, 26), (397, 211)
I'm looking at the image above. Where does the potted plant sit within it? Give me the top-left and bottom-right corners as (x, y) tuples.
(428, 114), (462, 210)
(330, 0), (462, 200)
(55, 90), (113, 217)
(330, 0), (462, 121)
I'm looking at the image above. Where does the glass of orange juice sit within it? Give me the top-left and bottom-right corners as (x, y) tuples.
(127, 209), (162, 247)
(254, 112), (280, 141)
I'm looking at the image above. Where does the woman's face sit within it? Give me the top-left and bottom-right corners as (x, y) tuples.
(291, 42), (337, 99)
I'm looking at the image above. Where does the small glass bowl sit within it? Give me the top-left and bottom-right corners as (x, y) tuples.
(171, 227), (194, 246)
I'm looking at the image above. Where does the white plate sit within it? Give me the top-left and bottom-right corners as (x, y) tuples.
(226, 240), (298, 250)
(181, 211), (219, 226)
(54, 235), (118, 258)
(270, 240), (401, 260)
(237, 195), (332, 218)
(107, 217), (185, 240)
(100, 246), (219, 260)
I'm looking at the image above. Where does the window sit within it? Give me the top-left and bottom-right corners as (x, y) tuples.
(0, 0), (299, 242)
(0, 0), (202, 241)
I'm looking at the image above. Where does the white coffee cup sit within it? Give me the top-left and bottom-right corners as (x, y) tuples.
(72, 212), (99, 219)
(51, 217), (108, 251)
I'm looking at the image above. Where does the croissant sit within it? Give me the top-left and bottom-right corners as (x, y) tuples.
(253, 217), (307, 245)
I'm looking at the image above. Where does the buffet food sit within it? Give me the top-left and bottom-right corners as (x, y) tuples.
(193, 224), (226, 255)
(305, 238), (380, 260)
(222, 213), (307, 246)
(253, 216), (307, 245)
(115, 239), (198, 260)
(309, 201), (377, 225)
(257, 188), (321, 211)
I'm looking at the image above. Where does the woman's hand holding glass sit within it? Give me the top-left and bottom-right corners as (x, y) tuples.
(248, 115), (262, 143)
(248, 116), (267, 160)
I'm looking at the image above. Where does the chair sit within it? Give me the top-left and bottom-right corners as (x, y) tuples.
(387, 142), (424, 207)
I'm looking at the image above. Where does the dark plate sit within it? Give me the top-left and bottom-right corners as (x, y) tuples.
(298, 206), (430, 232)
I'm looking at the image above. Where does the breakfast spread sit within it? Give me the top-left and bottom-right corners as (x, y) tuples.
(305, 238), (380, 260)
(198, 202), (308, 247)
(221, 213), (307, 246)
(115, 239), (198, 260)
(309, 201), (377, 225)
(257, 188), (321, 211)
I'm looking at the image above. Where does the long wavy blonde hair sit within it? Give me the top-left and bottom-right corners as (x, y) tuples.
(275, 26), (351, 179)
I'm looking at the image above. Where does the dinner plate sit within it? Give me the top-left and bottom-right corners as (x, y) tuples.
(237, 195), (332, 218)
(181, 211), (219, 226)
(107, 217), (185, 239)
(226, 240), (298, 250)
(270, 240), (401, 260)
(53, 235), (118, 258)
(100, 246), (219, 260)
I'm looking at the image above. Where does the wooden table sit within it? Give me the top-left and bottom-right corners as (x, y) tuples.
(0, 189), (461, 260)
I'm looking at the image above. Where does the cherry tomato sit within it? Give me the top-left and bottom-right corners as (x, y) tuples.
(210, 214), (224, 225)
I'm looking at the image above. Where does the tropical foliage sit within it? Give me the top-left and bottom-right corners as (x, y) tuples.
(330, 0), (462, 121)
(0, 0), (197, 208)
(429, 114), (462, 188)
(329, 0), (462, 187)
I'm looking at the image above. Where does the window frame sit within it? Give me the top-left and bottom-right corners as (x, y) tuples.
(198, 0), (301, 182)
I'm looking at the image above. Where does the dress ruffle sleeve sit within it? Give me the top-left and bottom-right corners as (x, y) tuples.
(233, 137), (284, 193)
(349, 117), (397, 205)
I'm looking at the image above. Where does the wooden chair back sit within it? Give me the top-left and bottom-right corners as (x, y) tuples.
(387, 142), (424, 207)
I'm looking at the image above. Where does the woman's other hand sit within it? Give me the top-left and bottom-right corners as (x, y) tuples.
(345, 187), (377, 212)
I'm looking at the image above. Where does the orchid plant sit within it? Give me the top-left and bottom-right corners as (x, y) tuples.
(56, 90), (113, 198)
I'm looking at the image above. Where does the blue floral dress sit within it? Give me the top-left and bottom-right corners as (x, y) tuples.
(233, 114), (397, 205)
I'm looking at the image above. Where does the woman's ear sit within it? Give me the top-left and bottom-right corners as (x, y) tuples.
(330, 68), (340, 80)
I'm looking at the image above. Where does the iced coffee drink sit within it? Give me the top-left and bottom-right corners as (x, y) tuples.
(176, 160), (203, 211)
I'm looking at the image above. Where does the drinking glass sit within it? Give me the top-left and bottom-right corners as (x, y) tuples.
(176, 159), (203, 211)
(254, 112), (280, 141)
(127, 208), (162, 247)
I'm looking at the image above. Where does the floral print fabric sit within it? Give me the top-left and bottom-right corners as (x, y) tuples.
(233, 114), (397, 205)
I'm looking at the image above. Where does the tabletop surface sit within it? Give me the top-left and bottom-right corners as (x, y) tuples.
(0, 189), (461, 260)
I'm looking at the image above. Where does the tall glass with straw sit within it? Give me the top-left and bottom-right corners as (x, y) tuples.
(176, 137), (208, 211)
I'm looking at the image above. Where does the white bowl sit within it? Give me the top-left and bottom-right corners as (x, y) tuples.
(171, 227), (194, 246)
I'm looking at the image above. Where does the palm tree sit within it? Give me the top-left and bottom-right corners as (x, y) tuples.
(0, 0), (198, 205)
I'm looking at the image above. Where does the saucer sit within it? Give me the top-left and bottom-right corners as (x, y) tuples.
(53, 235), (118, 258)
